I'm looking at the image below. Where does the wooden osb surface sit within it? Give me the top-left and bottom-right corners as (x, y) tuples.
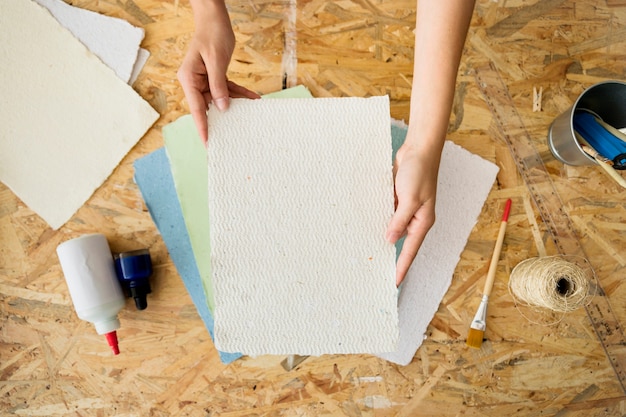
(2, 0), (626, 415)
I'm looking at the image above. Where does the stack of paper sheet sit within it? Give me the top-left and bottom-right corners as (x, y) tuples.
(0, 0), (157, 230)
(134, 86), (499, 365)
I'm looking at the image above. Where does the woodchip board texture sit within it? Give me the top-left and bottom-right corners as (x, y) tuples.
(0, 0), (158, 230)
(3, 0), (626, 415)
(207, 97), (398, 355)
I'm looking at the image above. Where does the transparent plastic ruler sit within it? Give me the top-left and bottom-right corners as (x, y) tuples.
(475, 62), (626, 393)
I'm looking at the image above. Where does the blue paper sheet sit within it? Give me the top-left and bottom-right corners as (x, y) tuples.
(133, 148), (241, 363)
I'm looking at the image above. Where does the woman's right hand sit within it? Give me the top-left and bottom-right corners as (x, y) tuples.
(177, 0), (260, 144)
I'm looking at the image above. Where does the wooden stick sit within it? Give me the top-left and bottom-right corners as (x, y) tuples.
(482, 199), (512, 298)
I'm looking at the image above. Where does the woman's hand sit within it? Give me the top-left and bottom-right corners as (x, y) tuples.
(386, 139), (441, 286)
(388, 0), (475, 286)
(177, 0), (259, 144)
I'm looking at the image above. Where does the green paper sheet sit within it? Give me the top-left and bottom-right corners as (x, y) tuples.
(163, 86), (313, 313)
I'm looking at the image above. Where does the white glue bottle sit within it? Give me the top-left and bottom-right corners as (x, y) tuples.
(56, 234), (126, 355)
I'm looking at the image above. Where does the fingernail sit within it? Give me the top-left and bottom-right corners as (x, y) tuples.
(214, 97), (229, 111)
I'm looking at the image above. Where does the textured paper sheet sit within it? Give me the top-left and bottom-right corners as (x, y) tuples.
(34, 0), (145, 83)
(208, 97), (399, 355)
(163, 87), (314, 315)
(0, 0), (158, 230)
(133, 149), (240, 364)
(377, 122), (499, 365)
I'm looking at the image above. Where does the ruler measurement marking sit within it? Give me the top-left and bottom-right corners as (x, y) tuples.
(475, 63), (626, 394)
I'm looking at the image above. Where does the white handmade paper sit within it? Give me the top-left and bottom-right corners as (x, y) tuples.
(34, 0), (145, 83)
(0, 0), (159, 230)
(129, 48), (151, 85)
(207, 97), (399, 355)
(378, 124), (499, 365)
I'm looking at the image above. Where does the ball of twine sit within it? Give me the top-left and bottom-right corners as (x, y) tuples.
(509, 256), (593, 314)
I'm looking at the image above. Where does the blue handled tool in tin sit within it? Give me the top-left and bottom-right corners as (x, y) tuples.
(573, 111), (626, 170)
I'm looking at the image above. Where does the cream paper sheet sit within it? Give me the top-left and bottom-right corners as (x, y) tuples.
(0, 0), (158, 230)
(207, 97), (399, 355)
(378, 122), (500, 365)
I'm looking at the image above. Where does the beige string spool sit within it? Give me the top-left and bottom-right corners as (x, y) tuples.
(509, 256), (595, 324)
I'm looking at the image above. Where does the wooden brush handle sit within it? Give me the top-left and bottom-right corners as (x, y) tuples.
(483, 199), (511, 297)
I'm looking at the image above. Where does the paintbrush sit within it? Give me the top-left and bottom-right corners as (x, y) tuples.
(466, 198), (512, 349)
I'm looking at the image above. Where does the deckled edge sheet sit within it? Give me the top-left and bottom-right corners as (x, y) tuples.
(377, 121), (499, 365)
(34, 0), (145, 83)
(133, 149), (241, 364)
(163, 86), (314, 316)
(0, 0), (158, 230)
(208, 97), (399, 356)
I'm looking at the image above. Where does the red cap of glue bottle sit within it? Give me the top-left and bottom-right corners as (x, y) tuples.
(56, 234), (126, 355)
(105, 331), (120, 355)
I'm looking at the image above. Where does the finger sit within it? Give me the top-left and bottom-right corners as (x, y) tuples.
(395, 218), (432, 286)
(389, 194), (436, 285)
(178, 68), (210, 144)
(385, 200), (417, 243)
(190, 107), (209, 145)
(184, 87), (209, 144)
